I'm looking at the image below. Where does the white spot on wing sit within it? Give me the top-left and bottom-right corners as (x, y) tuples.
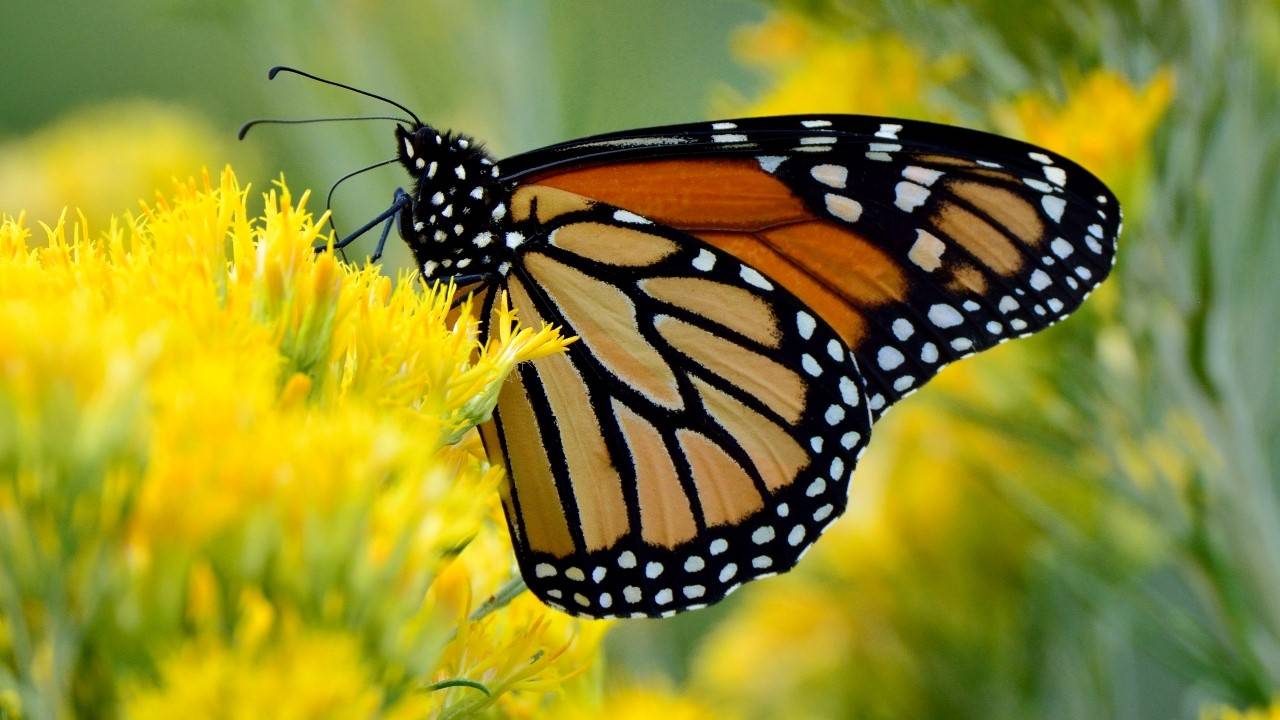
(877, 346), (905, 370)
(876, 123), (902, 139)
(839, 376), (860, 407)
(903, 165), (944, 186)
(692, 249), (715, 272)
(796, 311), (816, 339)
(756, 156), (786, 173)
(810, 164), (848, 188)
(895, 181), (931, 212)
(928, 303), (964, 328)
(613, 209), (650, 224)
(740, 266), (773, 290)
(1042, 195), (1067, 222)
(825, 193), (863, 222)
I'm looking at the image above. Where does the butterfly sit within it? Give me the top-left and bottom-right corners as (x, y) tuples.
(247, 67), (1120, 619)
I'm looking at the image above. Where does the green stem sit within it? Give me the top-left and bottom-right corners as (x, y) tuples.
(469, 577), (528, 622)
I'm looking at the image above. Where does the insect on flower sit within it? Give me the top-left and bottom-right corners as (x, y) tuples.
(242, 66), (1120, 619)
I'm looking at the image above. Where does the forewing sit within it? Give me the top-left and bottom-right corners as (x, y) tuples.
(504, 114), (1120, 419)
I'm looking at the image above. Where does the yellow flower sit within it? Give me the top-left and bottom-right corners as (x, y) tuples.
(423, 519), (609, 719)
(996, 68), (1175, 205)
(1203, 699), (1280, 720)
(0, 101), (236, 225)
(0, 166), (598, 717)
(557, 684), (732, 720)
(125, 599), (384, 720)
(722, 13), (966, 119)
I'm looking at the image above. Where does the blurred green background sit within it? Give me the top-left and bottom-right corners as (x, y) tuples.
(4, 1), (1279, 718)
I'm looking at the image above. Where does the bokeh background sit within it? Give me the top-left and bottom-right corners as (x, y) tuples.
(3, 0), (1279, 718)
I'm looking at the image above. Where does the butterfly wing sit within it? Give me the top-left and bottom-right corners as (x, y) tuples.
(475, 185), (872, 617)
(501, 115), (1120, 419)
(478, 115), (1119, 617)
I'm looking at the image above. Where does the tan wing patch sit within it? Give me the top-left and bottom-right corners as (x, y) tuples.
(931, 202), (1023, 276)
(524, 252), (683, 410)
(947, 180), (1045, 247)
(491, 367), (576, 557)
(909, 154), (976, 168)
(947, 264), (989, 294)
(511, 184), (594, 224)
(640, 276), (781, 348)
(551, 222), (678, 266)
(677, 429), (764, 526)
(612, 399), (698, 548)
(507, 275), (631, 553)
(654, 314), (806, 425)
(528, 350), (630, 552)
(691, 377), (810, 492)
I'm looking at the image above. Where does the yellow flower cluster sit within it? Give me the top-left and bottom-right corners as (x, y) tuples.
(725, 15), (966, 119)
(1205, 701), (1280, 720)
(0, 167), (601, 717)
(0, 101), (235, 225)
(997, 68), (1175, 208)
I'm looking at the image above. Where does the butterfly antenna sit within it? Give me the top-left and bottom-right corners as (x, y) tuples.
(237, 115), (411, 141)
(268, 66), (423, 127)
(325, 157), (401, 236)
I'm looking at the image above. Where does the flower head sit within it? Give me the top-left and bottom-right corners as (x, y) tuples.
(0, 167), (592, 717)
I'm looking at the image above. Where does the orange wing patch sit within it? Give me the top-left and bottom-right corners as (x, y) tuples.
(528, 163), (896, 352)
(534, 158), (810, 231)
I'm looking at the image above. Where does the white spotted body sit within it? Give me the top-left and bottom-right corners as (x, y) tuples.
(395, 124), (509, 279)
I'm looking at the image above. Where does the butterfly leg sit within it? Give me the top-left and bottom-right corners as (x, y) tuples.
(370, 188), (410, 262)
(318, 188), (412, 258)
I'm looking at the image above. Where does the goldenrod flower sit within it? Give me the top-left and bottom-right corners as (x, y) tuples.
(996, 68), (1175, 205)
(0, 101), (234, 225)
(1203, 700), (1280, 720)
(556, 684), (732, 720)
(0, 167), (597, 717)
(723, 13), (966, 119)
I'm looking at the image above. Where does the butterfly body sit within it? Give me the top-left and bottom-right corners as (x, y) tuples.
(393, 124), (509, 279)
(376, 114), (1120, 619)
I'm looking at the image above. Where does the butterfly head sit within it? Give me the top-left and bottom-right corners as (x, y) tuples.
(394, 124), (505, 280)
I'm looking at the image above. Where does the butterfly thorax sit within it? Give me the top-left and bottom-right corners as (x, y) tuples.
(395, 124), (507, 279)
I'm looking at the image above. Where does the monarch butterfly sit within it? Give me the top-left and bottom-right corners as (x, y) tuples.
(246, 67), (1119, 619)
